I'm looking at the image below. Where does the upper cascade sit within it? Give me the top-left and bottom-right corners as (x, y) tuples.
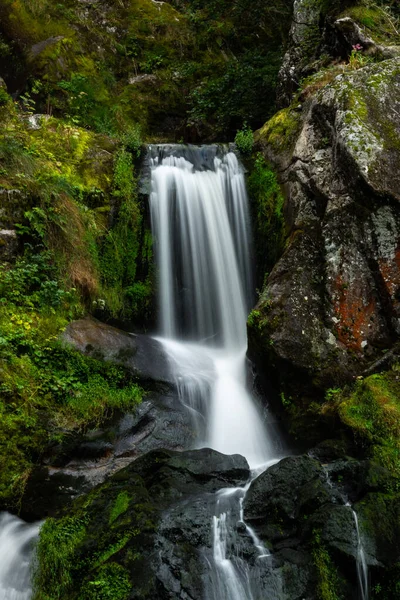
(149, 146), (253, 349)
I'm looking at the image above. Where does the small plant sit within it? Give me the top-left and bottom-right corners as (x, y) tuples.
(0, 86), (9, 106)
(234, 123), (254, 155)
(349, 44), (373, 70)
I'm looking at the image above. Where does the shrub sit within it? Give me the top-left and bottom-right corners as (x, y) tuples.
(234, 123), (254, 155)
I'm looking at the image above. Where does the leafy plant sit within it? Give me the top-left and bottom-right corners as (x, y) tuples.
(234, 123), (254, 155)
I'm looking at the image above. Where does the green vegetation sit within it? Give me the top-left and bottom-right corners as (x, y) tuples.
(109, 492), (131, 525)
(312, 530), (343, 600)
(0, 91), (149, 511)
(33, 470), (156, 600)
(247, 153), (286, 285)
(0, 88), (153, 321)
(0, 248), (143, 509)
(335, 368), (400, 489)
(255, 108), (301, 155)
(0, 0), (294, 140)
(234, 123), (254, 156)
(343, 1), (400, 44)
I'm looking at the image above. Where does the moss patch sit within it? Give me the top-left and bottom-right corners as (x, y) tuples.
(255, 107), (301, 156)
(33, 461), (158, 600)
(323, 366), (400, 491)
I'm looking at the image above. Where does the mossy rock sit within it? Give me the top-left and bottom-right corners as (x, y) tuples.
(33, 448), (250, 600)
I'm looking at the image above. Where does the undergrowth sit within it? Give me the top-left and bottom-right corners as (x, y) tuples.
(0, 248), (143, 509)
(33, 468), (156, 600)
(247, 153), (286, 287)
(323, 366), (400, 491)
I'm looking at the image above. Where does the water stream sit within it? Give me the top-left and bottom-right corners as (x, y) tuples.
(149, 145), (282, 599)
(351, 507), (369, 600)
(323, 466), (369, 600)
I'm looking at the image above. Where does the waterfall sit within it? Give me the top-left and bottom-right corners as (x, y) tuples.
(149, 144), (281, 599)
(149, 145), (275, 468)
(0, 513), (40, 600)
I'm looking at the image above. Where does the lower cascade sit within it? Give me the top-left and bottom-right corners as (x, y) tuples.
(149, 145), (283, 598)
(0, 513), (40, 600)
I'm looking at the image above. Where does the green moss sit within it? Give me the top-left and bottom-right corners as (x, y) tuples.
(312, 530), (343, 600)
(34, 514), (88, 598)
(327, 366), (400, 490)
(33, 470), (157, 599)
(343, 4), (400, 44)
(255, 107), (301, 155)
(109, 492), (131, 525)
(80, 563), (131, 600)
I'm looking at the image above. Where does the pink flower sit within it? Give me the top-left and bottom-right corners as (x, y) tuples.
(352, 44), (363, 51)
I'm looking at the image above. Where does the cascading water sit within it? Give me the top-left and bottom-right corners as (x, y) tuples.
(149, 145), (276, 467)
(351, 509), (369, 600)
(0, 512), (40, 600)
(323, 467), (369, 600)
(149, 145), (283, 599)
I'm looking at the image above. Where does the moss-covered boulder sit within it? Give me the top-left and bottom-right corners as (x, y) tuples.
(33, 448), (250, 600)
(249, 57), (400, 399)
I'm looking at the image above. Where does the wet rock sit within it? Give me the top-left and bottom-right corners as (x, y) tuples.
(277, 0), (322, 108)
(33, 448), (250, 600)
(355, 492), (400, 565)
(243, 453), (389, 598)
(29, 36), (65, 59)
(62, 316), (173, 385)
(21, 390), (196, 520)
(244, 456), (327, 540)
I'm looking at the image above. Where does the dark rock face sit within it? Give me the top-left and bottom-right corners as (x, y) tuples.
(244, 454), (400, 598)
(250, 57), (400, 390)
(277, 0), (323, 108)
(62, 317), (173, 385)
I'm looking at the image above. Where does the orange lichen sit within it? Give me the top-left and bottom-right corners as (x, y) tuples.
(378, 246), (400, 300)
(332, 274), (376, 351)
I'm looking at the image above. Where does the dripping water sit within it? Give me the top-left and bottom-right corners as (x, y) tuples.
(351, 508), (369, 600)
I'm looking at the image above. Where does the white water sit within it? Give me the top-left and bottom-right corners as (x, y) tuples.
(324, 465), (369, 600)
(351, 509), (369, 600)
(0, 513), (40, 600)
(149, 147), (274, 468)
(149, 145), (281, 599)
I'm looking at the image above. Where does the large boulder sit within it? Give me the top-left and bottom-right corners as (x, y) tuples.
(62, 317), (173, 385)
(33, 448), (251, 600)
(243, 453), (398, 599)
(250, 57), (400, 391)
(21, 390), (196, 520)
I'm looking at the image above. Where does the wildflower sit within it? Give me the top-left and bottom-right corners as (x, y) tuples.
(352, 44), (363, 51)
